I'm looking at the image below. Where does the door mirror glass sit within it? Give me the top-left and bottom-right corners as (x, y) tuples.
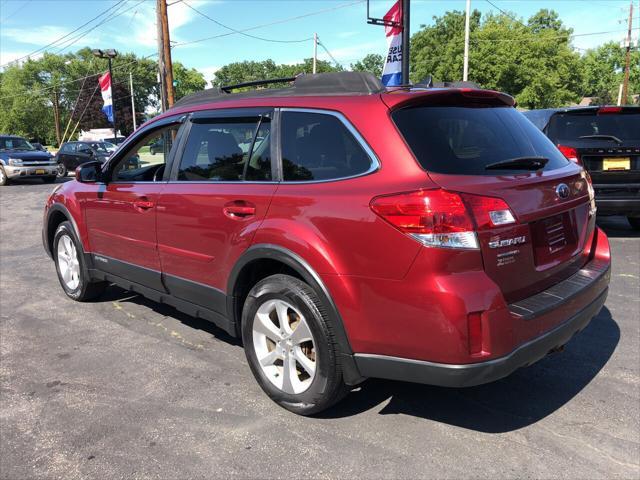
(76, 161), (102, 183)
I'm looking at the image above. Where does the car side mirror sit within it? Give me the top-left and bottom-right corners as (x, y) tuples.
(75, 161), (103, 183)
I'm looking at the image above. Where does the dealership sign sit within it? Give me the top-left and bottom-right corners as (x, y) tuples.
(381, 0), (402, 86)
(98, 72), (114, 124)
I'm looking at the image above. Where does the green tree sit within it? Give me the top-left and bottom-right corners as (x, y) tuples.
(410, 8), (583, 108)
(0, 48), (161, 143)
(173, 62), (207, 100)
(581, 41), (640, 105)
(211, 58), (341, 87)
(350, 54), (384, 77)
(410, 9), (482, 85)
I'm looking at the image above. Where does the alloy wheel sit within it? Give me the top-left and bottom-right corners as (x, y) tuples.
(56, 234), (80, 290)
(252, 299), (317, 394)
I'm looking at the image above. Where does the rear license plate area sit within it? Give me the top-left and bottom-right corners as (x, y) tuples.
(531, 211), (579, 266)
(603, 157), (630, 171)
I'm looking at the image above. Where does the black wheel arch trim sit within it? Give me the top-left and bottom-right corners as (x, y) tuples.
(43, 203), (82, 259)
(228, 244), (364, 385)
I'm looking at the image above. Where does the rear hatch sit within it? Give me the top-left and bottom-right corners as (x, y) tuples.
(390, 92), (595, 303)
(546, 107), (640, 188)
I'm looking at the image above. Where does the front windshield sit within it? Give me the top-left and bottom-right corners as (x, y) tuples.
(102, 142), (117, 151)
(0, 137), (36, 151)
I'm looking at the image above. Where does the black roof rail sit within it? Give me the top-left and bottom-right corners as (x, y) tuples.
(220, 76), (297, 93)
(171, 72), (385, 110)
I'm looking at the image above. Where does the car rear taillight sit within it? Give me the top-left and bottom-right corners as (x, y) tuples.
(459, 194), (515, 229)
(597, 106), (622, 114)
(583, 169), (597, 216)
(557, 144), (582, 165)
(370, 189), (516, 249)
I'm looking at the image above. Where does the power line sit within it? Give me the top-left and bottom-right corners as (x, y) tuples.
(471, 25), (640, 42)
(0, 53), (159, 101)
(0, 0), (365, 100)
(484, 0), (530, 30)
(0, 0), (33, 24)
(0, 0), (127, 68)
(53, 0), (147, 55)
(174, 0), (364, 48)
(317, 38), (342, 67)
(182, 0), (313, 44)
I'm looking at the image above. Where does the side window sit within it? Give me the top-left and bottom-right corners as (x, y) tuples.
(281, 111), (373, 181)
(177, 116), (271, 182)
(62, 143), (76, 153)
(77, 145), (93, 154)
(113, 124), (181, 182)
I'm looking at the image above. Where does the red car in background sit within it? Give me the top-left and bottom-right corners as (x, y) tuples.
(42, 73), (611, 415)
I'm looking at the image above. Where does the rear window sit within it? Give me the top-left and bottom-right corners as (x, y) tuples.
(546, 111), (640, 143)
(392, 106), (569, 175)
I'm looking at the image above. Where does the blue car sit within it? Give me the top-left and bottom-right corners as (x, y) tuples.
(0, 135), (58, 186)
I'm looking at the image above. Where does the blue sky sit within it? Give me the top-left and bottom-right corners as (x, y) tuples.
(1, 0), (638, 83)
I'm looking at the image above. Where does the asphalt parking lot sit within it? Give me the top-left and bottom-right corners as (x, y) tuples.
(1, 178), (639, 479)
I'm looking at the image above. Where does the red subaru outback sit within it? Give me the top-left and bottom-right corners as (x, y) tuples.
(43, 73), (611, 415)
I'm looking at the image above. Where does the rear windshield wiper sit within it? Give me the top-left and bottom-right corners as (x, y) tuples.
(485, 156), (549, 170)
(578, 134), (623, 144)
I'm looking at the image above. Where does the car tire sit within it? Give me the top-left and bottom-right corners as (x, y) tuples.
(53, 221), (107, 301)
(0, 166), (9, 186)
(57, 163), (67, 178)
(241, 274), (349, 415)
(628, 216), (640, 230)
(42, 176), (57, 183)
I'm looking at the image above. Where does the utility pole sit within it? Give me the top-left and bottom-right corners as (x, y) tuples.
(52, 88), (61, 147)
(313, 33), (318, 74)
(621, 1), (634, 105)
(129, 72), (137, 131)
(156, 1), (167, 112)
(401, 0), (410, 84)
(463, 0), (471, 81)
(158, 0), (175, 109)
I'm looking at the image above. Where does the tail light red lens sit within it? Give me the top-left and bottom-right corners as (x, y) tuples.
(597, 106), (622, 114)
(370, 189), (516, 249)
(557, 144), (581, 165)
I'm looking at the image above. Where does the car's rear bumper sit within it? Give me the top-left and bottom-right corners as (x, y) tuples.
(594, 183), (640, 216)
(354, 284), (608, 388)
(353, 254), (610, 387)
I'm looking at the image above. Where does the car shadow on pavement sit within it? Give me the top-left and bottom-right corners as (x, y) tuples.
(596, 215), (640, 238)
(97, 286), (242, 346)
(321, 306), (619, 432)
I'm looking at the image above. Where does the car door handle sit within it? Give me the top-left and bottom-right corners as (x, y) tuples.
(223, 201), (256, 219)
(133, 199), (155, 210)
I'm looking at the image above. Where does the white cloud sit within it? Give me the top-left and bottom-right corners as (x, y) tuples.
(0, 50), (43, 67)
(116, 0), (207, 48)
(197, 65), (220, 84)
(1, 25), (102, 47)
(317, 40), (382, 62)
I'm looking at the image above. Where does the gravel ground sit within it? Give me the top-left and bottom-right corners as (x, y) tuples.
(1, 178), (639, 480)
